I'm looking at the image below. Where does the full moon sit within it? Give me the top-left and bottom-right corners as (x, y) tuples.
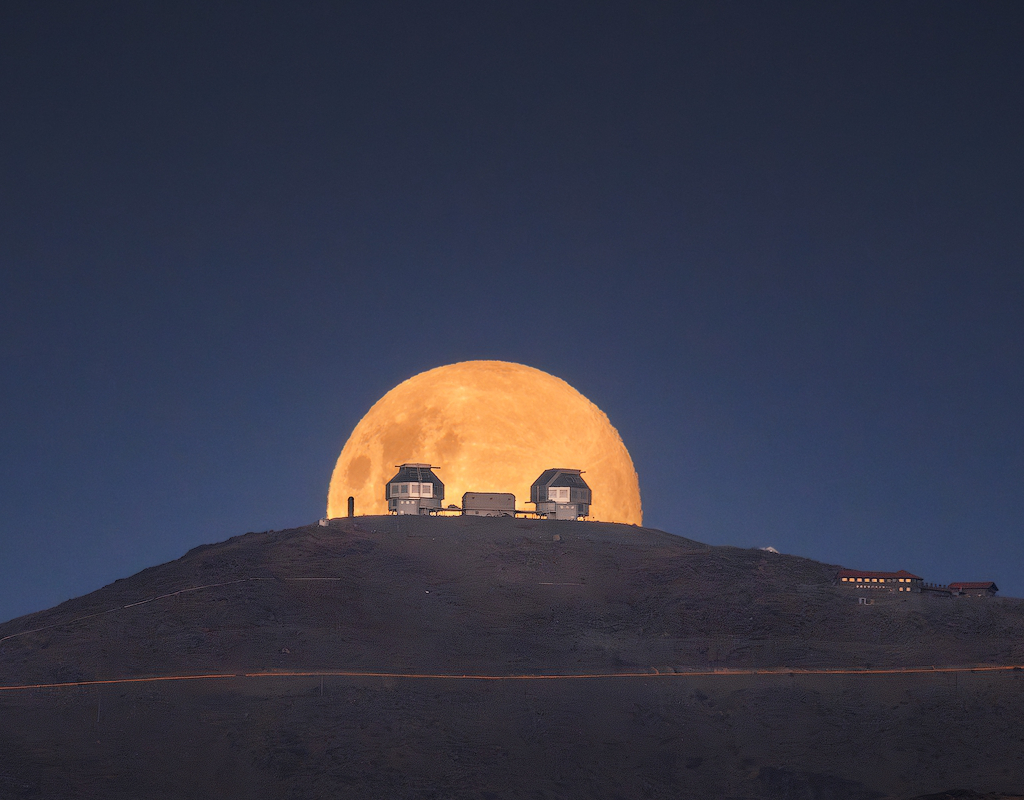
(327, 361), (642, 524)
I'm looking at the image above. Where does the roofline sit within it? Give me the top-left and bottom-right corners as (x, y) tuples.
(838, 569), (923, 580)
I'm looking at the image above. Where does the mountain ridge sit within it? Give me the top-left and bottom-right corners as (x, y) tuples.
(1, 516), (1022, 799)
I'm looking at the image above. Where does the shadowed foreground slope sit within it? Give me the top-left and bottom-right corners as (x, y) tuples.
(1, 516), (1023, 799)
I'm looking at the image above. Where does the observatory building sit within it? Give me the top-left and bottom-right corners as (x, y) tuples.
(531, 469), (591, 520)
(387, 463), (444, 515)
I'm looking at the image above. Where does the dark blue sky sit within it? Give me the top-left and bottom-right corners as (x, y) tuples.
(2, 2), (1022, 622)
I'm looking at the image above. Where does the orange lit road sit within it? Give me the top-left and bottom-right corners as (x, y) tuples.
(2, 575), (1019, 693)
(1, 664), (1021, 693)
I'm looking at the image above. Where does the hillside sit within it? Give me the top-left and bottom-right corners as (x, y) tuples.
(1, 516), (1023, 799)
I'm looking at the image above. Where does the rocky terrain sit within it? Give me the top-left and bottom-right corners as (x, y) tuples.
(1, 515), (1023, 798)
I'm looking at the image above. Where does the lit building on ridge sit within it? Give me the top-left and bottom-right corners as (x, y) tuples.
(837, 569), (923, 593)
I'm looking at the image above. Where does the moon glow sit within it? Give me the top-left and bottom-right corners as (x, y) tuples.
(327, 361), (642, 524)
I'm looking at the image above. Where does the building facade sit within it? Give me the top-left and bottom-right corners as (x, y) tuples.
(386, 463), (444, 515)
(530, 469), (591, 520)
(837, 569), (923, 594)
(949, 581), (999, 597)
(462, 492), (515, 517)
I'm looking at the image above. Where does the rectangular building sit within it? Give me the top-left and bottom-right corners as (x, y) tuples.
(949, 581), (999, 597)
(462, 492), (515, 517)
(837, 569), (923, 593)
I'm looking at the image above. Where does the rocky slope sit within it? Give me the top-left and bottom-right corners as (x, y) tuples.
(1, 516), (1022, 799)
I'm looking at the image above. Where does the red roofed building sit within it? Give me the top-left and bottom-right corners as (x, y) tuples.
(949, 581), (999, 598)
(837, 569), (923, 594)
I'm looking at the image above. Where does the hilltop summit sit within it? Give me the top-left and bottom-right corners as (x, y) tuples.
(1, 517), (1023, 798)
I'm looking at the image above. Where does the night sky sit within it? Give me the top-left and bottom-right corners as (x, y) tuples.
(2, 2), (1022, 623)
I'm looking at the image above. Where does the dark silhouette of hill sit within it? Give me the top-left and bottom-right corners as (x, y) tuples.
(1, 516), (1022, 799)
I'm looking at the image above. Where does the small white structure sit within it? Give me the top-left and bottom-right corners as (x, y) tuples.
(462, 492), (515, 517)
(530, 468), (591, 520)
(386, 463), (444, 515)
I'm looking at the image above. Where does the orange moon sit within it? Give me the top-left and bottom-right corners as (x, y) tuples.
(327, 361), (642, 524)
